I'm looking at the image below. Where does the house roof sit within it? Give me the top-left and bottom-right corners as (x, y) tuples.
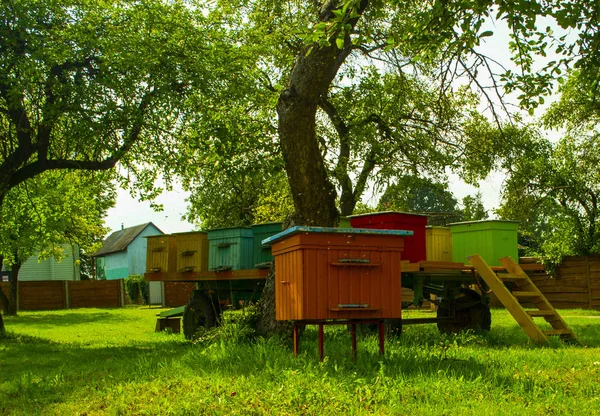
(92, 222), (162, 257)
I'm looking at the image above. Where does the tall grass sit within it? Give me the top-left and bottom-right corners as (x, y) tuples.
(1, 307), (600, 415)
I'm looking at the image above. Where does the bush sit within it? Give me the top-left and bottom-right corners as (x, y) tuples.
(192, 304), (260, 345)
(125, 275), (149, 304)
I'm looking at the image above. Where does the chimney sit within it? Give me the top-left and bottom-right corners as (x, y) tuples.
(121, 223), (124, 230)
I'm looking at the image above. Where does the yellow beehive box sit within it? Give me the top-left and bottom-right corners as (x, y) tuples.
(146, 235), (176, 274)
(425, 226), (452, 262)
(175, 232), (209, 273)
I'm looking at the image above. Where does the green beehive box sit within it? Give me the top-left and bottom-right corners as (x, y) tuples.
(449, 220), (518, 266)
(207, 227), (254, 271)
(251, 223), (282, 268)
(338, 216), (351, 228)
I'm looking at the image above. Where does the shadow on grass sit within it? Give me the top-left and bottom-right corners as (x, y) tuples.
(0, 331), (191, 415)
(3, 310), (141, 328)
(2, 312), (599, 415)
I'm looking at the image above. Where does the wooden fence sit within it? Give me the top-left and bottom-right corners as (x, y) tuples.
(4, 256), (600, 311)
(0, 280), (124, 311)
(532, 255), (600, 310)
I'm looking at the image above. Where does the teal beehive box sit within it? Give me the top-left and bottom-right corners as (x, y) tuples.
(251, 222), (282, 268)
(207, 227), (254, 271)
(449, 220), (518, 266)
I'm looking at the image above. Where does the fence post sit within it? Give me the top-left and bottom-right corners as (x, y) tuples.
(64, 280), (71, 309)
(586, 257), (593, 309)
(120, 279), (125, 307)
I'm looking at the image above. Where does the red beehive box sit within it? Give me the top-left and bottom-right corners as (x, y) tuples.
(262, 226), (412, 321)
(349, 212), (427, 263)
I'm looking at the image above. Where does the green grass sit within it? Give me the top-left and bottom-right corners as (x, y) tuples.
(2, 307), (600, 415)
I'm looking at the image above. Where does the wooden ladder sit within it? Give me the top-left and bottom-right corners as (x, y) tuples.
(468, 254), (578, 344)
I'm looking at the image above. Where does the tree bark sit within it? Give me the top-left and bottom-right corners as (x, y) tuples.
(256, 263), (292, 338)
(276, 0), (369, 227)
(5, 262), (20, 315)
(0, 254), (5, 336)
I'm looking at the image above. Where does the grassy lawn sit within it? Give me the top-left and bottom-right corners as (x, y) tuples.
(1, 307), (600, 415)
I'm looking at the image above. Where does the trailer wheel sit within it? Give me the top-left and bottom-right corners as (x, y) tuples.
(183, 294), (221, 340)
(437, 288), (491, 334)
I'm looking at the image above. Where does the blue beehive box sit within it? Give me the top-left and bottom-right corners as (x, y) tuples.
(251, 222), (282, 268)
(207, 227), (254, 271)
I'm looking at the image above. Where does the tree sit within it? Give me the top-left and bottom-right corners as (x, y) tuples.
(0, 170), (114, 332)
(377, 175), (488, 225)
(499, 69), (600, 264)
(378, 176), (460, 223)
(266, 0), (600, 225)
(0, 0), (233, 206)
(461, 193), (488, 221)
(196, 1), (513, 226)
(498, 132), (600, 264)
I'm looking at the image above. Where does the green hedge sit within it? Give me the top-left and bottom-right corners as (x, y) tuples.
(125, 275), (150, 304)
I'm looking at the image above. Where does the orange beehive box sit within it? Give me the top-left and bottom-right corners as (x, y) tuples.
(263, 226), (412, 321)
(146, 235), (177, 274)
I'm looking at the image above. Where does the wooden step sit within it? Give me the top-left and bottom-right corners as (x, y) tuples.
(527, 310), (556, 317)
(512, 291), (542, 299)
(469, 254), (579, 345)
(543, 329), (574, 336)
(497, 273), (527, 282)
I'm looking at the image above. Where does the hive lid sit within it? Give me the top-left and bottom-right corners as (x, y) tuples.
(447, 219), (519, 226)
(348, 211), (428, 218)
(261, 226), (413, 246)
(170, 230), (207, 235)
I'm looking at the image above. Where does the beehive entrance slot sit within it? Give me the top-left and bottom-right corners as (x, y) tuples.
(217, 243), (236, 248)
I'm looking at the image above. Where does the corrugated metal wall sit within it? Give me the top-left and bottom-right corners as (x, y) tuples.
(19, 245), (80, 281)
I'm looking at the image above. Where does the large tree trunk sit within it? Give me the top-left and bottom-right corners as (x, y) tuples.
(276, 0), (369, 227)
(0, 255), (5, 336)
(5, 262), (20, 316)
(0, 310), (5, 337)
(258, 1), (370, 338)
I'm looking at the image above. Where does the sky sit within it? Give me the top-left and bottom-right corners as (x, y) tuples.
(103, 15), (564, 238)
(104, 184), (195, 235)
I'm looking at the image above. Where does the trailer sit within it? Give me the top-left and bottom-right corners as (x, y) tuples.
(144, 219), (576, 344)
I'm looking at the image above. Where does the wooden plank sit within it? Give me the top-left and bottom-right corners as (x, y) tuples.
(144, 269), (269, 282)
(470, 255), (549, 344)
(164, 282), (196, 307)
(68, 280), (122, 309)
(518, 263), (546, 271)
(401, 262), (420, 272)
(18, 281), (66, 310)
(551, 302), (588, 309)
(537, 286), (588, 293)
(533, 279), (589, 288)
(419, 261), (470, 270)
(543, 293), (591, 302)
(557, 266), (589, 277)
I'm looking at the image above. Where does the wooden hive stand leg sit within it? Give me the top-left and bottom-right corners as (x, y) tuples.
(378, 321), (385, 356)
(319, 324), (324, 362)
(293, 324), (300, 358)
(351, 323), (357, 360)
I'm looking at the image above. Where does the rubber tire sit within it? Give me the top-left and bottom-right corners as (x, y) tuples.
(437, 288), (491, 334)
(183, 294), (221, 340)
